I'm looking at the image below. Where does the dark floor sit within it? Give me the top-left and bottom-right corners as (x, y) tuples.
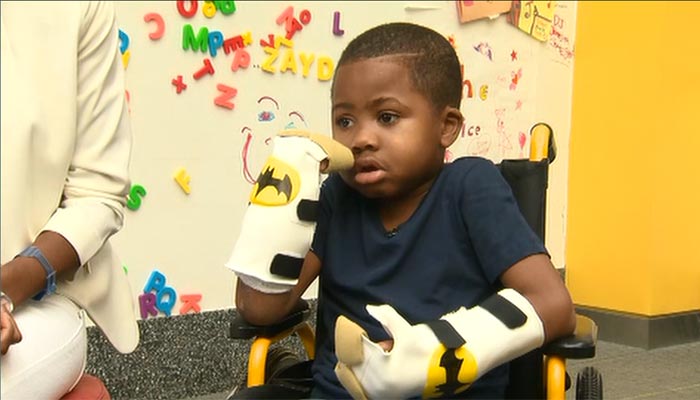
(180, 339), (700, 400)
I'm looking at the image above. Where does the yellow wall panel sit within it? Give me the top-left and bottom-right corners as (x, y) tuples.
(567, 1), (700, 316)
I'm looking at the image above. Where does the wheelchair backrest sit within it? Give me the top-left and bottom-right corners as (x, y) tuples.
(496, 157), (551, 399)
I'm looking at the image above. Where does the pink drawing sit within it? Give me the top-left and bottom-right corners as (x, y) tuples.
(258, 111), (275, 122)
(124, 90), (131, 114)
(515, 100), (523, 110)
(495, 108), (514, 157)
(509, 68), (523, 91)
(241, 126), (256, 184)
(519, 131), (527, 150)
(549, 28), (574, 62)
(466, 134), (491, 156)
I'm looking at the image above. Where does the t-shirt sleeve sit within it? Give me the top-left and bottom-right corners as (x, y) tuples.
(310, 173), (340, 262)
(459, 159), (548, 284)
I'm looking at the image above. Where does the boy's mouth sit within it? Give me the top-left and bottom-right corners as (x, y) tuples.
(353, 159), (385, 184)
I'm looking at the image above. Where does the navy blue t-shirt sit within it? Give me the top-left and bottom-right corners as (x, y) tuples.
(310, 157), (547, 399)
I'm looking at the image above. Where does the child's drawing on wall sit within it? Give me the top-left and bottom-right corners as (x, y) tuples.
(239, 95), (309, 184)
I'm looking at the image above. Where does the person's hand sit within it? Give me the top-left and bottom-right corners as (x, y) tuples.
(1, 300), (22, 355)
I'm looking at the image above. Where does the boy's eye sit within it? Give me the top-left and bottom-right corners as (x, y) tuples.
(336, 117), (353, 128)
(378, 112), (399, 125)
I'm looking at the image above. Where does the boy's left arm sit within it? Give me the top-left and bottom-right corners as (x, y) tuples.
(500, 253), (576, 342)
(333, 253), (576, 400)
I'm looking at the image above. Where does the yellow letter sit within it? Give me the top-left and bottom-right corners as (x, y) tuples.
(279, 49), (297, 74)
(261, 46), (278, 73)
(317, 56), (334, 81)
(299, 53), (315, 77)
(174, 167), (191, 194)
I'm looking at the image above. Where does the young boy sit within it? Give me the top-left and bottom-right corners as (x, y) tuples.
(234, 22), (576, 399)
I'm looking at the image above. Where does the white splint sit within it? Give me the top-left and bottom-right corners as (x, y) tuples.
(335, 288), (545, 399)
(226, 130), (353, 293)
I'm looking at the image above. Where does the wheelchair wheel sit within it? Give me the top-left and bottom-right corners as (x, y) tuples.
(265, 346), (302, 382)
(575, 366), (603, 400)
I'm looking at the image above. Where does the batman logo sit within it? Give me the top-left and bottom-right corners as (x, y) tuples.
(423, 346), (478, 399)
(250, 156), (300, 206)
(256, 167), (292, 199)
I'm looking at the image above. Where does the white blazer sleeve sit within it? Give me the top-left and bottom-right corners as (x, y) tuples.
(42, 1), (133, 265)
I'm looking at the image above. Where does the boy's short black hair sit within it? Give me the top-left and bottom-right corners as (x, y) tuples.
(333, 22), (463, 111)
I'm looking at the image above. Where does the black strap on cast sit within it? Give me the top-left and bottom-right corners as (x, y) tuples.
(270, 253), (304, 279)
(425, 320), (466, 349)
(480, 293), (528, 329)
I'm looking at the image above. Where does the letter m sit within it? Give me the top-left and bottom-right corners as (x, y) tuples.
(182, 24), (209, 53)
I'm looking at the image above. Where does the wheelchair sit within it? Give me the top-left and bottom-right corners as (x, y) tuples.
(229, 123), (603, 400)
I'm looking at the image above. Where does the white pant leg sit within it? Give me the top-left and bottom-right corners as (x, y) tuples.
(1, 294), (87, 400)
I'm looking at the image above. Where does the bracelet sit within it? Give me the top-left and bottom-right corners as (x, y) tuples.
(16, 245), (57, 301)
(0, 291), (14, 313)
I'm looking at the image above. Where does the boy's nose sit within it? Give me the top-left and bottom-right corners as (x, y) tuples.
(350, 124), (378, 153)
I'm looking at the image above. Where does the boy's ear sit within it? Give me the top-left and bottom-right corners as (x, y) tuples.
(440, 106), (464, 148)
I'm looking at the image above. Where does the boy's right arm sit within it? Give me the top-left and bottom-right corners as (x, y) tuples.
(235, 250), (322, 326)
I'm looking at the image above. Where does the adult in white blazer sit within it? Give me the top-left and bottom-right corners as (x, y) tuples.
(0, 2), (139, 399)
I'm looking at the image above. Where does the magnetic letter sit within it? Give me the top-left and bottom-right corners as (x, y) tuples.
(208, 31), (224, 57)
(144, 270), (167, 293)
(215, 0), (236, 15)
(192, 58), (215, 80)
(179, 294), (203, 315)
(182, 24), (209, 53)
(156, 286), (177, 316)
(126, 184), (147, 210)
(177, 0), (198, 18)
(174, 167), (192, 194)
(139, 293), (158, 319)
(259, 33), (275, 48)
(299, 53), (315, 77)
(215, 84), (237, 110)
(144, 13), (165, 40)
(231, 48), (250, 72)
(261, 46), (278, 73)
(333, 11), (344, 36)
(172, 75), (187, 94)
(118, 29), (129, 54)
(279, 49), (297, 74)
(299, 9), (311, 25)
(202, 1), (217, 18)
(317, 56), (334, 81)
(222, 35), (244, 55)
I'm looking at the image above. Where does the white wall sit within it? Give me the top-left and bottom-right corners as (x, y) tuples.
(112, 0), (577, 316)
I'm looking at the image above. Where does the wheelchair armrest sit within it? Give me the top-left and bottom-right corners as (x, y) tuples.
(229, 300), (311, 340)
(542, 314), (597, 359)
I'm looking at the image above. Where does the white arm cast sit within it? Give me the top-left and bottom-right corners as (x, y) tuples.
(335, 288), (545, 399)
(226, 130), (352, 292)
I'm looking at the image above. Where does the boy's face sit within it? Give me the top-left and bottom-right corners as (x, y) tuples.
(332, 57), (457, 200)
